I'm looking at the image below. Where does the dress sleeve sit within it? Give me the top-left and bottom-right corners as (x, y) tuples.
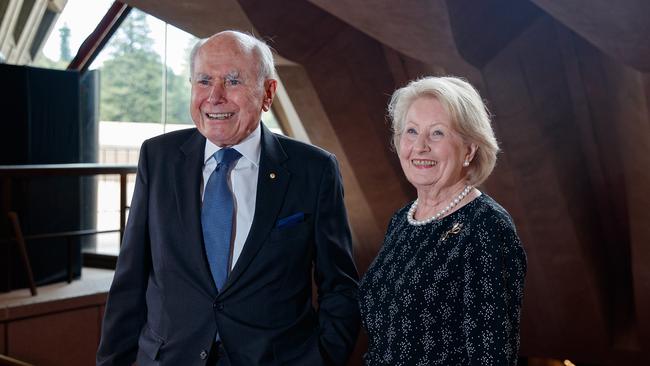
(462, 215), (527, 365)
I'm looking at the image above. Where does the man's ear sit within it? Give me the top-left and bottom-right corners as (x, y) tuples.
(262, 79), (277, 112)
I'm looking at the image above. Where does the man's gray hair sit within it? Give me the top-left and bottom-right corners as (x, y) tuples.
(189, 30), (276, 83)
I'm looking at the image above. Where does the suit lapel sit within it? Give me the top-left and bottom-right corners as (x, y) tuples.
(221, 124), (289, 293)
(174, 130), (217, 292)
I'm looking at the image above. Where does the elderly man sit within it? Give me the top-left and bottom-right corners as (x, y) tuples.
(97, 30), (360, 366)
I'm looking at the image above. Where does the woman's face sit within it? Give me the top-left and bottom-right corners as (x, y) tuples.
(398, 96), (475, 192)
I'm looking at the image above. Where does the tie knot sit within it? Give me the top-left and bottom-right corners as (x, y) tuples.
(215, 148), (241, 169)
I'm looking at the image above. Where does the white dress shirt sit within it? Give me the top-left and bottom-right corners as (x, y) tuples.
(201, 124), (261, 270)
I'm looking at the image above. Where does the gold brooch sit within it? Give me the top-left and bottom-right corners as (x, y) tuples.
(441, 222), (463, 241)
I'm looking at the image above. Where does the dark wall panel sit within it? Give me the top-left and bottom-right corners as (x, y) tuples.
(0, 322), (5, 354)
(482, 17), (610, 360)
(0, 65), (85, 291)
(479, 15), (649, 364)
(557, 24), (642, 356)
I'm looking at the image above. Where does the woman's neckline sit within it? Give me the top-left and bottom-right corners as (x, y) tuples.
(406, 189), (483, 226)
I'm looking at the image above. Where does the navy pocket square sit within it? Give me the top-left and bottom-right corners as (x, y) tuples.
(276, 212), (305, 229)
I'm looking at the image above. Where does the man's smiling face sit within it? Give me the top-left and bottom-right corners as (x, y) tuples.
(190, 34), (273, 147)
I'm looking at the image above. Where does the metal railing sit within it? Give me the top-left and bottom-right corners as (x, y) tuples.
(0, 163), (137, 296)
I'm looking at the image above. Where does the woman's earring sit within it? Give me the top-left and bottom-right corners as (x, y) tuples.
(463, 160), (470, 167)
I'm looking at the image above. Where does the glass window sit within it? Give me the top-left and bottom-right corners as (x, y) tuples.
(32, 0), (113, 69)
(92, 9), (165, 124)
(163, 25), (194, 126)
(88, 9), (199, 255)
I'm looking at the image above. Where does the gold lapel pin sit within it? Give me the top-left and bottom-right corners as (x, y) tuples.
(269, 172), (276, 179)
(441, 222), (463, 241)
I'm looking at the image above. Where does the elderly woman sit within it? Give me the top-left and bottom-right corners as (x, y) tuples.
(359, 76), (527, 365)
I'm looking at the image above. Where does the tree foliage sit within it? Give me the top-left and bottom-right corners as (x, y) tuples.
(99, 10), (192, 124)
(33, 52), (67, 69)
(165, 38), (194, 124)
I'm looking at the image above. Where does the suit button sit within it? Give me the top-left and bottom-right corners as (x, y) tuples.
(214, 301), (224, 311)
(200, 350), (208, 360)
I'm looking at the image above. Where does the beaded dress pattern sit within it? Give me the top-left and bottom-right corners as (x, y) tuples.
(359, 194), (527, 365)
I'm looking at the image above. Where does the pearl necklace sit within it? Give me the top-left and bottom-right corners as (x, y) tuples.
(407, 185), (473, 226)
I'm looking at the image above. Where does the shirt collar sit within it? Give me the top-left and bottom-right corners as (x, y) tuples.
(203, 123), (262, 167)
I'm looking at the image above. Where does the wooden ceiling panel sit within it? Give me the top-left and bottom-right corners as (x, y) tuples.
(445, 0), (543, 68)
(531, 0), (650, 72)
(307, 0), (478, 77)
(121, 0), (254, 38)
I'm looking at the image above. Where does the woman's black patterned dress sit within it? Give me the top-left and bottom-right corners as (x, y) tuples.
(359, 194), (527, 365)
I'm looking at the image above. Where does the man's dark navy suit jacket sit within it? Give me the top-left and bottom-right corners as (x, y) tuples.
(96, 123), (360, 365)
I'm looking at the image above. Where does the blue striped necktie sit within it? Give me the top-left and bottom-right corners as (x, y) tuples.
(201, 147), (241, 291)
